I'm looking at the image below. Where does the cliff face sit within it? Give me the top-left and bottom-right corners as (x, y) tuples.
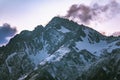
(0, 17), (120, 80)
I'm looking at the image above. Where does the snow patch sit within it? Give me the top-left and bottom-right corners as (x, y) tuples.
(29, 50), (49, 66)
(24, 41), (49, 67)
(18, 74), (28, 80)
(107, 41), (120, 53)
(58, 26), (70, 33)
(40, 46), (70, 65)
(75, 40), (107, 56)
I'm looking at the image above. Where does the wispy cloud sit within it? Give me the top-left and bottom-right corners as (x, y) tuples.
(65, 0), (120, 25)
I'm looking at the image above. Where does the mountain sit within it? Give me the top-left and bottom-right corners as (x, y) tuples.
(112, 31), (120, 37)
(0, 17), (120, 80)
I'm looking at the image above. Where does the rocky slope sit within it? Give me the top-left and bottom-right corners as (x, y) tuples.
(0, 17), (120, 80)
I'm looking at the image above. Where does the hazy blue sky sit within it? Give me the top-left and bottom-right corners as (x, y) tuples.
(0, 0), (120, 46)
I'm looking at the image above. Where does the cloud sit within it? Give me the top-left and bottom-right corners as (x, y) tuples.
(0, 23), (17, 45)
(65, 0), (120, 24)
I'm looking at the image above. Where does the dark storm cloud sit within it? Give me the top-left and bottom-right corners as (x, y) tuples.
(0, 23), (17, 45)
(65, 0), (120, 24)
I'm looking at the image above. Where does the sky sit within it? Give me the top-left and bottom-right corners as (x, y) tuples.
(0, 0), (120, 46)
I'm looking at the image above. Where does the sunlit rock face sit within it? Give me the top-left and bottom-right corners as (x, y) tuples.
(0, 17), (120, 80)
